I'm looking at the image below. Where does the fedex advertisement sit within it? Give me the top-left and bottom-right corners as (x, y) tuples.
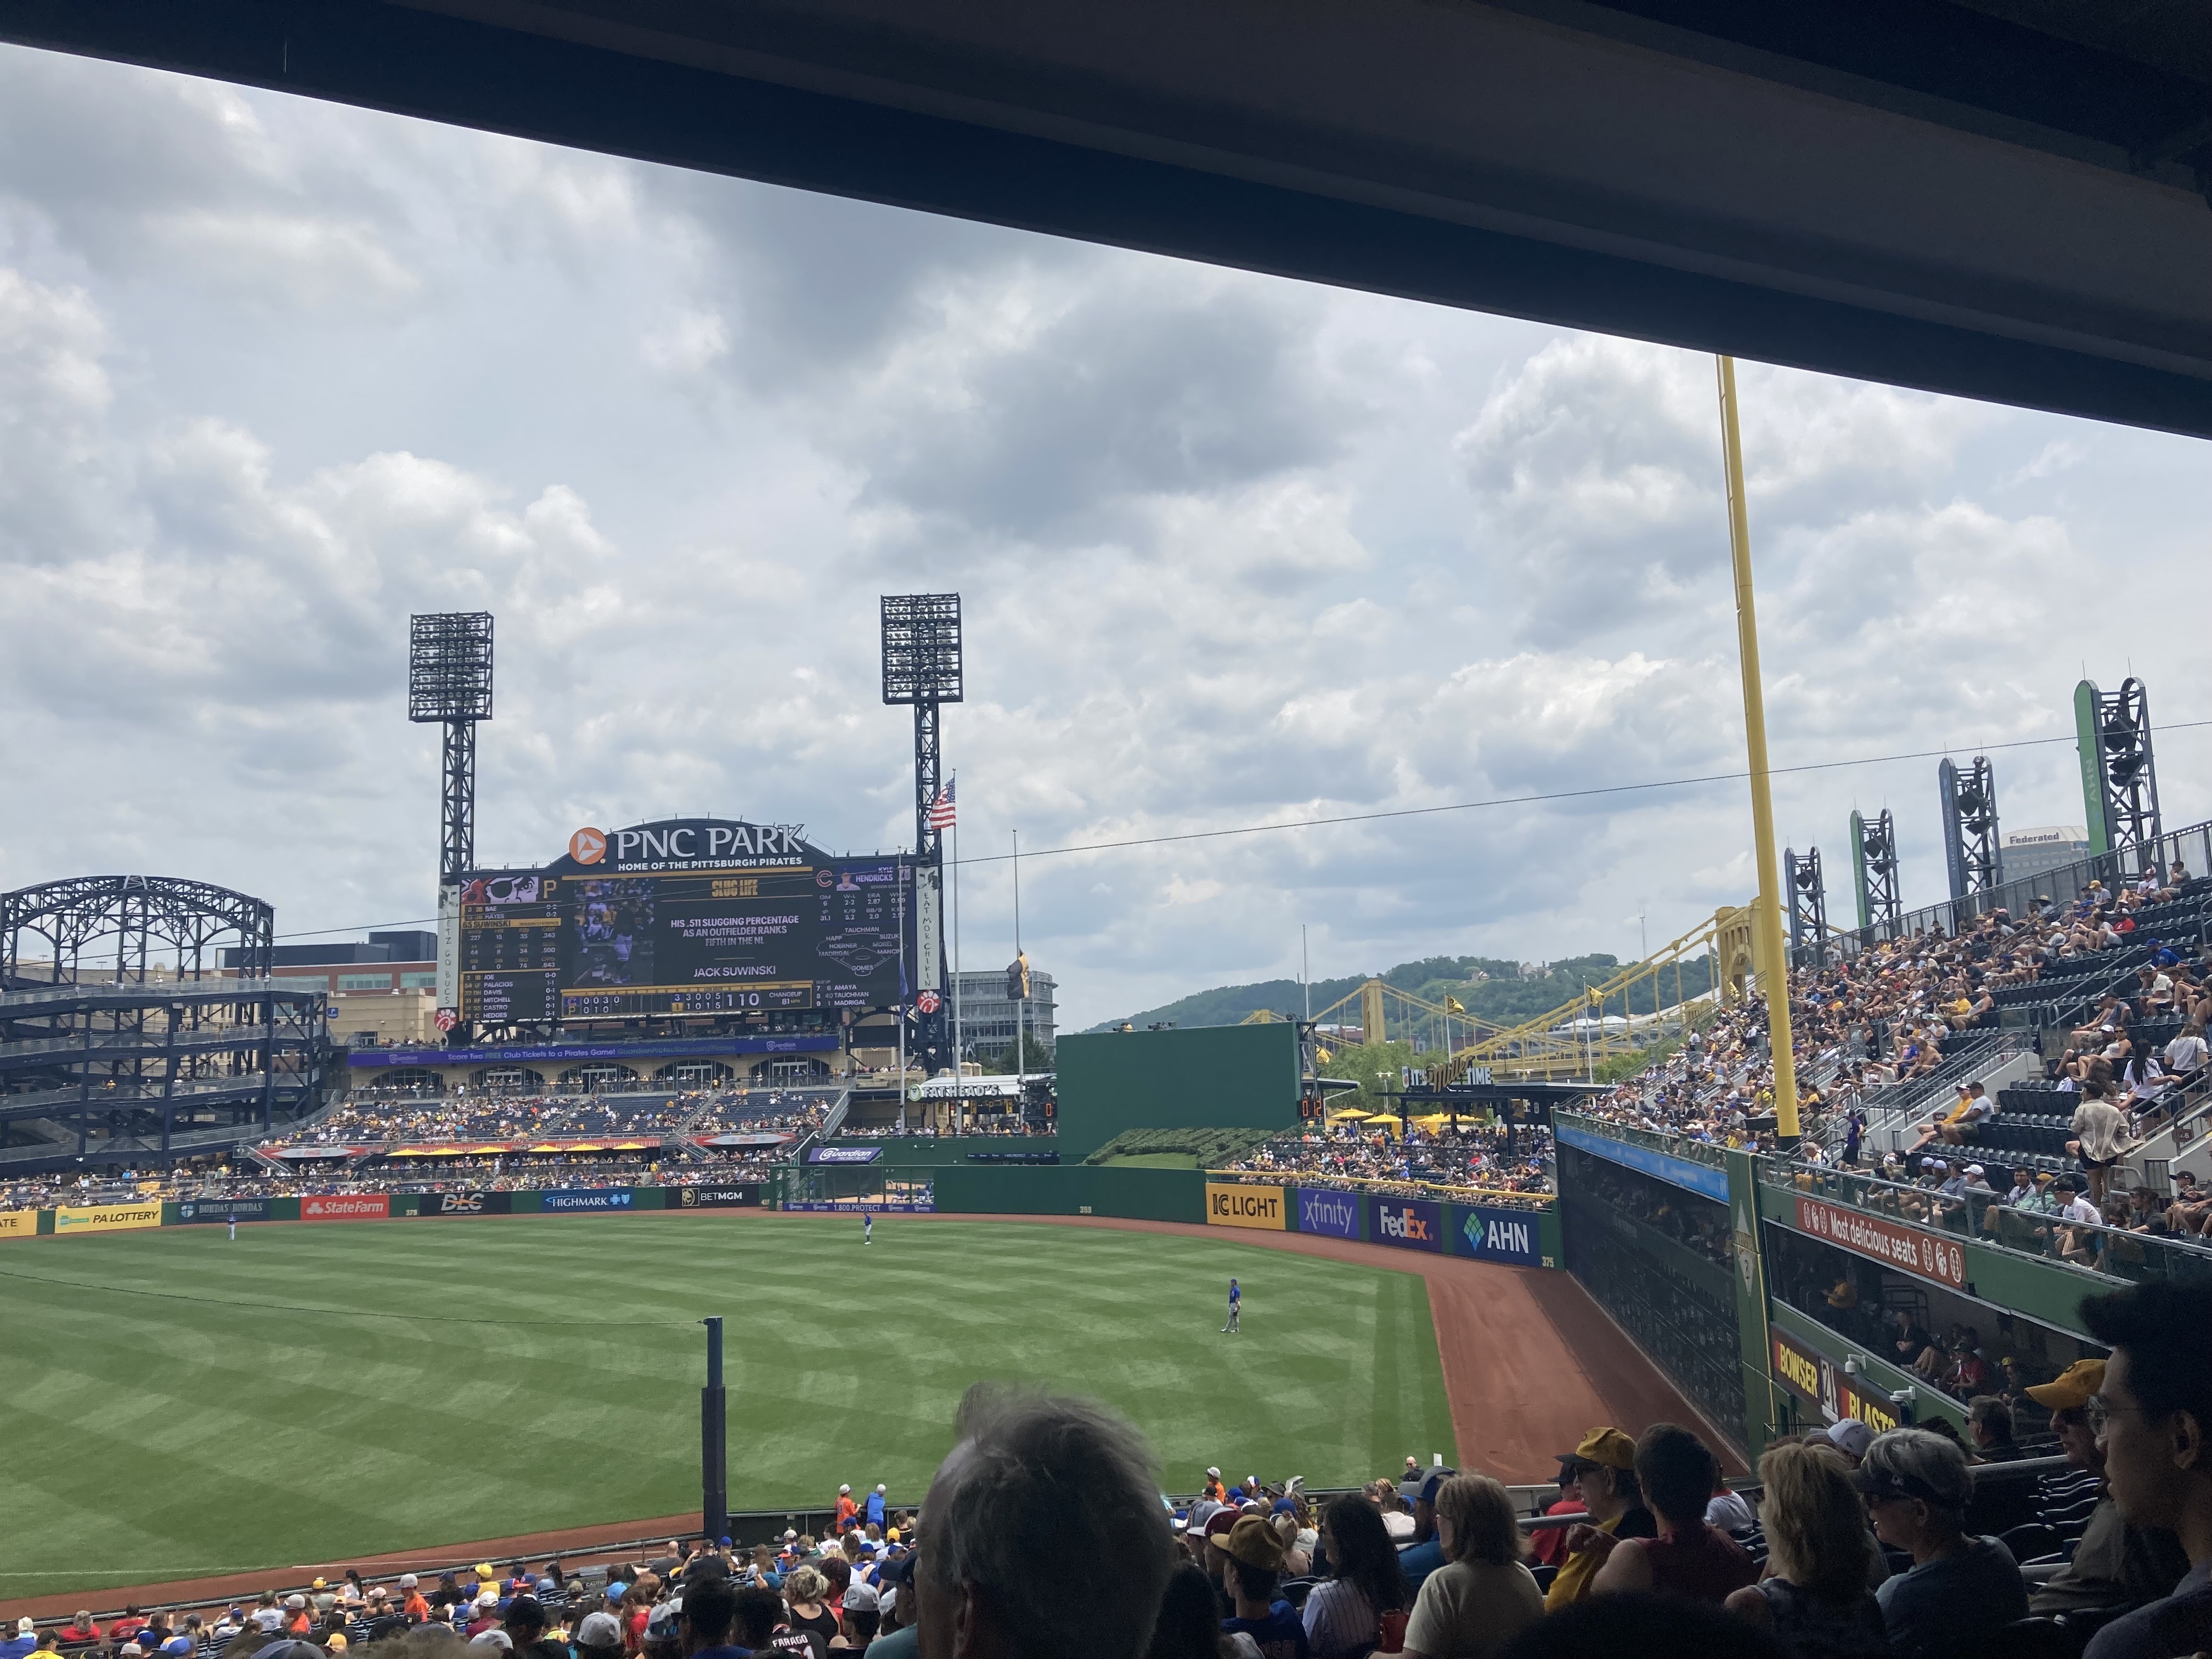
(302, 1194), (390, 1222)
(1297, 1188), (1361, 1240)
(1369, 1196), (1443, 1252)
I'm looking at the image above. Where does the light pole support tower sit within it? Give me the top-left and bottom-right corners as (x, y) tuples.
(882, 594), (962, 1073)
(409, 612), (494, 1033)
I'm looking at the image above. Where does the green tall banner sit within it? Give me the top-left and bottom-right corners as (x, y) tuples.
(1725, 1148), (1779, 1464)
(2076, 679), (2111, 855)
(1848, 810), (1871, 930)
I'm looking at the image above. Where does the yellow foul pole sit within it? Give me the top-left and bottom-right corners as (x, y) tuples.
(1715, 356), (1801, 1144)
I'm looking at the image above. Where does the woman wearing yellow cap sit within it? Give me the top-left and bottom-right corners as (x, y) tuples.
(1544, 1430), (1655, 1610)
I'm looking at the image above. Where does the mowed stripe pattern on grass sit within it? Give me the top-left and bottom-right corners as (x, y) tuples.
(0, 1214), (1457, 1595)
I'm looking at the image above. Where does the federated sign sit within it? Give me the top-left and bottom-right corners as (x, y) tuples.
(53, 1204), (162, 1236)
(1205, 1182), (1286, 1230)
(1370, 1196), (1443, 1252)
(1795, 1197), (1966, 1289)
(0, 1210), (36, 1239)
(302, 1194), (390, 1222)
(1459, 1204), (1542, 1266)
(1296, 1187), (1360, 1239)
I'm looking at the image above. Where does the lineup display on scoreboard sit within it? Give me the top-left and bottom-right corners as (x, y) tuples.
(456, 819), (915, 1025)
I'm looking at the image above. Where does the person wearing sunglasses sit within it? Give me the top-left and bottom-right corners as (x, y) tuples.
(1851, 1427), (2027, 1658)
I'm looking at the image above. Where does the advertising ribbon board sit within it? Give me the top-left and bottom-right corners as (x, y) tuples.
(1205, 1183), (1286, 1230)
(807, 1146), (883, 1165)
(669, 1186), (763, 1209)
(1296, 1187), (1360, 1239)
(1458, 1204), (1543, 1266)
(53, 1204), (162, 1236)
(540, 1189), (635, 1212)
(1773, 1328), (1906, 1435)
(302, 1195), (390, 1222)
(0, 1210), (36, 1239)
(1793, 1198), (1966, 1289)
(1369, 1196), (1444, 1252)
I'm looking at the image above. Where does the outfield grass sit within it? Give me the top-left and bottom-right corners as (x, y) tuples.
(0, 1215), (1457, 1597)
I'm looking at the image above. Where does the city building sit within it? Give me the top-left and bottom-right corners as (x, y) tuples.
(949, 967), (1057, 1064)
(218, 930), (439, 995)
(2001, 826), (2091, 887)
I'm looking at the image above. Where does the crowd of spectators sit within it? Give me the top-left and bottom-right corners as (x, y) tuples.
(1589, 871), (2212, 1170)
(1217, 1121), (1554, 1207)
(294, 1090), (833, 1147)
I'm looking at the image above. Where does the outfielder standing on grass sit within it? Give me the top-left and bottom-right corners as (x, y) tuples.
(1223, 1277), (1242, 1334)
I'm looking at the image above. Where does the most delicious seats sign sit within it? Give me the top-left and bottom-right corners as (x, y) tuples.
(1795, 1197), (1966, 1289)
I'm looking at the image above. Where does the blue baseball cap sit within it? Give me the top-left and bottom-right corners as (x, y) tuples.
(603, 1584), (625, 1602)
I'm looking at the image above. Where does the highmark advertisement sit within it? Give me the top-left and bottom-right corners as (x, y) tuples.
(541, 1189), (636, 1212)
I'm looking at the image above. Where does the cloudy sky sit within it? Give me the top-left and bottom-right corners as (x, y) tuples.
(3, 46), (2210, 1028)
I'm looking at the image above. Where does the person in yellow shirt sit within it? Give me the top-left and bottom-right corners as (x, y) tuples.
(1544, 1428), (1656, 1610)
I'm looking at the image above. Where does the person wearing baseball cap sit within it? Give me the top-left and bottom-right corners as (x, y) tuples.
(1824, 1418), (1874, 1466)
(1396, 1466), (1459, 1592)
(1203, 1466), (1228, 1505)
(1545, 1428), (1654, 1611)
(2020, 1358), (2191, 1621)
(1218, 1514), (1304, 1657)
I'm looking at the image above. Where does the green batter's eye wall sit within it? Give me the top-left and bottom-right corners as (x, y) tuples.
(1054, 1023), (1303, 1158)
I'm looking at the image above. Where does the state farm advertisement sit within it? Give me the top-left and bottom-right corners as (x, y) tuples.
(1795, 1197), (1965, 1288)
(302, 1194), (390, 1222)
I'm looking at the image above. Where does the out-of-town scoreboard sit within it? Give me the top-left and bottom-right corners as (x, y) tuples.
(457, 819), (915, 1026)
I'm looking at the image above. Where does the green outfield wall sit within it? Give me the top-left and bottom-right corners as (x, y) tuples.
(932, 1163), (1205, 1222)
(1054, 1023), (1301, 1157)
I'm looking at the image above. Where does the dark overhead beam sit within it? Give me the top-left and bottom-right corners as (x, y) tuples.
(1, 0), (2209, 437)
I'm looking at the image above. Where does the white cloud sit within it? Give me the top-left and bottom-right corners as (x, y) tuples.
(2, 45), (2210, 1030)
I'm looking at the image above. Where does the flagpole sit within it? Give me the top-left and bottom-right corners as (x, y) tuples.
(951, 776), (963, 1091)
(1013, 828), (1023, 1096)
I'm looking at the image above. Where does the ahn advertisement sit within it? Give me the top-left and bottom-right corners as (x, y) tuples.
(1205, 1182), (1286, 1231)
(1370, 1196), (1443, 1252)
(176, 1198), (276, 1223)
(1458, 1204), (1543, 1267)
(541, 1189), (635, 1212)
(670, 1185), (764, 1209)
(302, 1194), (390, 1222)
(418, 1190), (513, 1218)
(1296, 1187), (1361, 1240)
(53, 1203), (162, 1236)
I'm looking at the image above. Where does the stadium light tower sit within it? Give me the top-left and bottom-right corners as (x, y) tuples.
(410, 612), (493, 1033)
(1938, 755), (2001, 909)
(1784, 846), (1826, 967)
(410, 612), (495, 882)
(1850, 808), (1903, 938)
(881, 594), (962, 1073)
(2075, 677), (2164, 874)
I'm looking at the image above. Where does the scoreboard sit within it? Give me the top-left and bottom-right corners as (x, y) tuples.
(456, 819), (915, 1027)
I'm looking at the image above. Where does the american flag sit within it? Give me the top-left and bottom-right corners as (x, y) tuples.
(927, 780), (957, 830)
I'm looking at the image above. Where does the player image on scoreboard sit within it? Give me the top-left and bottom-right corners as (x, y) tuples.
(569, 877), (657, 988)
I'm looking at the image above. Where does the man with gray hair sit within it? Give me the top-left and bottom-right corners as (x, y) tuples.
(917, 1381), (1176, 1659)
(1854, 1426), (2027, 1658)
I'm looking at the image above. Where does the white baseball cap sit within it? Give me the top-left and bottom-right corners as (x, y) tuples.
(1206, 1466), (1221, 1478)
(840, 1484), (851, 1494)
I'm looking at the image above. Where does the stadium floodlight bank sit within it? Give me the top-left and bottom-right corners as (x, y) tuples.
(409, 611), (495, 890)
